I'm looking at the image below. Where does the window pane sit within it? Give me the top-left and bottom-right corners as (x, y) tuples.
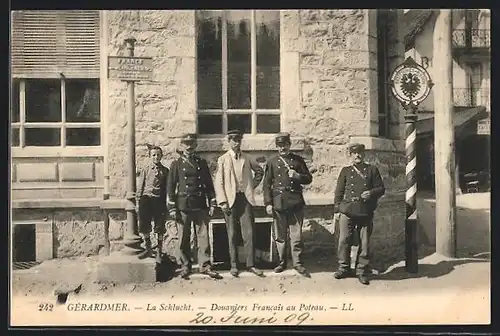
(197, 11), (223, 109)
(66, 128), (101, 146)
(227, 10), (251, 109)
(25, 128), (60, 146)
(257, 114), (280, 134)
(256, 11), (280, 109)
(66, 79), (100, 122)
(25, 79), (61, 122)
(198, 115), (223, 134)
(11, 127), (20, 147)
(228, 114), (251, 134)
(11, 79), (20, 123)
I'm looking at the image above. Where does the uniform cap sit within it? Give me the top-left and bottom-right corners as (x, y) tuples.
(275, 132), (291, 144)
(180, 133), (197, 143)
(348, 143), (365, 153)
(227, 129), (243, 137)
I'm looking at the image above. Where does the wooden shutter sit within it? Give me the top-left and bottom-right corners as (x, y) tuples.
(11, 10), (100, 78)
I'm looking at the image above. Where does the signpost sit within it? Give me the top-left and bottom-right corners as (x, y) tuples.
(109, 39), (153, 258)
(389, 56), (433, 273)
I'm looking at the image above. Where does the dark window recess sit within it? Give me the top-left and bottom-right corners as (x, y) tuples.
(210, 220), (273, 269)
(211, 224), (231, 267)
(25, 128), (61, 146)
(66, 128), (100, 146)
(198, 115), (223, 135)
(377, 10), (389, 138)
(13, 224), (36, 262)
(11, 79), (20, 123)
(256, 114), (280, 134)
(228, 114), (251, 134)
(11, 128), (20, 147)
(196, 11), (223, 109)
(227, 10), (251, 109)
(256, 11), (280, 109)
(65, 79), (100, 122)
(25, 79), (61, 122)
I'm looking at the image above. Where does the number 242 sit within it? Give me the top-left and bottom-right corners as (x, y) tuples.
(38, 303), (54, 312)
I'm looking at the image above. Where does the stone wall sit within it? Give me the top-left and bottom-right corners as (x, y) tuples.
(105, 9), (406, 197)
(106, 10), (196, 198)
(12, 197), (404, 271)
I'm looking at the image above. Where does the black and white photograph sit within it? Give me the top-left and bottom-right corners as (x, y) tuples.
(9, 9), (490, 326)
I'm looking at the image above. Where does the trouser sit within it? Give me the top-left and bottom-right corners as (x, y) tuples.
(138, 195), (166, 235)
(337, 213), (373, 275)
(224, 192), (255, 269)
(177, 209), (211, 271)
(273, 206), (304, 268)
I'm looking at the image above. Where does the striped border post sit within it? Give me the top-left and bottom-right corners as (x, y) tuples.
(405, 109), (419, 273)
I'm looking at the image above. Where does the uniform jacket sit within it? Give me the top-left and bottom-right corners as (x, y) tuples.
(263, 153), (313, 211)
(137, 162), (169, 203)
(214, 150), (264, 208)
(167, 154), (216, 211)
(333, 162), (385, 215)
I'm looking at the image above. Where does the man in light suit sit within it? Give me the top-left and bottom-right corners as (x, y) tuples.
(214, 129), (265, 277)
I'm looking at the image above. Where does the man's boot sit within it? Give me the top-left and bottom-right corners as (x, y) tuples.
(138, 234), (153, 259)
(156, 235), (163, 264)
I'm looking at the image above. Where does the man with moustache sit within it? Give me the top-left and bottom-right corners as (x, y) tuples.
(263, 133), (313, 277)
(214, 129), (265, 278)
(167, 133), (222, 280)
(333, 143), (385, 285)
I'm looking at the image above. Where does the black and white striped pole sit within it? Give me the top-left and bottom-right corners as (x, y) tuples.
(404, 106), (419, 273)
(389, 57), (433, 274)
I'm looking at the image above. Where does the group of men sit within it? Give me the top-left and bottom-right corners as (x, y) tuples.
(136, 130), (384, 285)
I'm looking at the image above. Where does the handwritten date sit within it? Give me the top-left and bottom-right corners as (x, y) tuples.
(189, 311), (312, 325)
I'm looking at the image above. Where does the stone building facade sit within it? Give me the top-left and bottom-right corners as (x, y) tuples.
(11, 10), (407, 271)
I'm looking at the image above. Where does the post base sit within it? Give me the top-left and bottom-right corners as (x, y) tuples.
(121, 234), (143, 255)
(405, 218), (419, 273)
(94, 252), (157, 284)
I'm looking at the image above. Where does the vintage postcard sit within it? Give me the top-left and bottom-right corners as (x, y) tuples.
(10, 9), (490, 327)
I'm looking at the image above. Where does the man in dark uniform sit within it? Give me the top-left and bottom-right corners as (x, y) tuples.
(333, 143), (385, 285)
(263, 133), (313, 277)
(167, 133), (222, 280)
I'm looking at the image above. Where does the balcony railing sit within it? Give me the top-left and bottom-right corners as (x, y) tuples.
(453, 88), (490, 109)
(452, 29), (491, 49)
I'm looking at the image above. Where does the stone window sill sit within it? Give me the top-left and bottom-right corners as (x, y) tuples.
(196, 134), (306, 152)
(349, 136), (404, 152)
(11, 146), (104, 158)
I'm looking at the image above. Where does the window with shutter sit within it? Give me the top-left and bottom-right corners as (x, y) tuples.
(10, 10), (102, 152)
(11, 10), (100, 78)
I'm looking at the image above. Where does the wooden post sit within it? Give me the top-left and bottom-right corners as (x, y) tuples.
(433, 10), (457, 257)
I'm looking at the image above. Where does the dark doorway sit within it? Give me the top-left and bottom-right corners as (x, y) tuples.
(13, 224), (36, 262)
(210, 219), (275, 270)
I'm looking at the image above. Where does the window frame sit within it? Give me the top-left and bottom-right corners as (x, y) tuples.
(10, 10), (104, 157)
(11, 78), (101, 150)
(196, 10), (281, 136)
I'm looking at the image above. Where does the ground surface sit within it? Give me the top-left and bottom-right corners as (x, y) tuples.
(10, 192), (491, 325)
